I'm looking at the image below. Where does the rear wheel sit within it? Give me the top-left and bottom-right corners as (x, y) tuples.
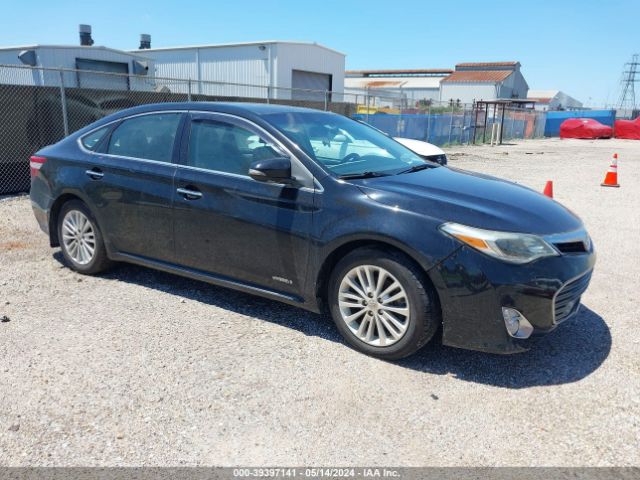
(57, 200), (112, 274)
(328, 248), (440, 360)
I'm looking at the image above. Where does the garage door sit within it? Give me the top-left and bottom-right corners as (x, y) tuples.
(76, 58), (129, 90)
(291, 70), (332, 101)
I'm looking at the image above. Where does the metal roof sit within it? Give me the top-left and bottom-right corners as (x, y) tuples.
(455, 61), (519, 68)
(527, 89), (560, 99)
(345, 76), (443, 89)
(128, 40), (344, 56)
(527, 97), (552, 104)
(0, 44), (153, 60)
(441, 70), (513, 83)
(345, 69), (452, 77)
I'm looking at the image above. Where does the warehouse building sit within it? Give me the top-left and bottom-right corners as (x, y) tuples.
(440, 61), (529, 104)
(0, 26), (155, 91)
(344, 69), (452, 106)
(135, 40), (345, 100)
(527, 89), (583, 111)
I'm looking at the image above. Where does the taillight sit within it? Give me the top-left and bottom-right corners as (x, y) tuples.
(30, 155), (47, 177)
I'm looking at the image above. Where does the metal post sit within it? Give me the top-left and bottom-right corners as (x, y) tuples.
(491, 103), (497, 143)
(510, 109), (516, 139)
(58, 70), (69, 137)
(472, 102), (478, 144)
(448, 103), (454, 144)
(482, 103), (489, 143)
(366, 90), (370, 123)
(324, 90), (329, 111)
(499, 104), (506, 144)
(459, 106), (465, 144)
(426, 105), (431, 142)
(187, 79), (192, 102)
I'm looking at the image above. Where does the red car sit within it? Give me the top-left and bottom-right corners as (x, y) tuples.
(614, 117), (640, 139)
(560, 118), (613, 139)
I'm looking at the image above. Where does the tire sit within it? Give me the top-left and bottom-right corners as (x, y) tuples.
(328, 247), (440, 360)
(57, 200), (112, 275)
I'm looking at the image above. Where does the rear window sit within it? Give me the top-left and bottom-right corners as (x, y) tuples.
(107, 113), (182, 162)
(80, 125), (110, 151)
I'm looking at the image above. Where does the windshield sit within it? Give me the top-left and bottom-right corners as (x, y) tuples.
(263, 111), (432, 177)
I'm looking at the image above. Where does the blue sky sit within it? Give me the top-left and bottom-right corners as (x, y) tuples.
(3, 0), (638, 106)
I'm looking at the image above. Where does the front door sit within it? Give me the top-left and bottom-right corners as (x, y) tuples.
(172, 112), (315, 296)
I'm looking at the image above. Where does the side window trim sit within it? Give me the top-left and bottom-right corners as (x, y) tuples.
(180, 111), (316, 189)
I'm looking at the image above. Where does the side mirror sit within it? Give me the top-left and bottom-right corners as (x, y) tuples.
(248, 156), (292, 183)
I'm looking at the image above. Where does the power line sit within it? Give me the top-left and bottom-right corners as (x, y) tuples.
(617, 54), (639, 111)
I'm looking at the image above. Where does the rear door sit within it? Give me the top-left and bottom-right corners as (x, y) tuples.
(172, 112), (316, 296)
(82, 111), (184, 262)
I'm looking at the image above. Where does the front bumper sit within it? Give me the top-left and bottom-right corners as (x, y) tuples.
(429, 245), (596, 354)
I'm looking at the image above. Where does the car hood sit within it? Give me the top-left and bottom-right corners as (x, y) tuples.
(394, 137), (445, 156)
(352, 166), (583, 235)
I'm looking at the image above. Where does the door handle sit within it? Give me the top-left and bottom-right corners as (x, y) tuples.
(177, 187), (203, 200)
(85, 168), (104, 180)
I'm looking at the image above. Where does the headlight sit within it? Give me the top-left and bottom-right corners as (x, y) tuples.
(440, 222), (559, 264)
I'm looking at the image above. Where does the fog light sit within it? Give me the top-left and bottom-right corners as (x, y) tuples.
(501, 307), (534, 339)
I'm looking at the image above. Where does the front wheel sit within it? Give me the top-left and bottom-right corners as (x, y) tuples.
(328, 248), (440, 360)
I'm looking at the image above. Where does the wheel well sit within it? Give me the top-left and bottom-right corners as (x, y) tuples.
(315, 240), (439, 311)
(48, 193), (83, 247)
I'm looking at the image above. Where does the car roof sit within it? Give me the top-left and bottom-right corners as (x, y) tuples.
(111, 102), (328, 118)
(67, 101), (336, 141)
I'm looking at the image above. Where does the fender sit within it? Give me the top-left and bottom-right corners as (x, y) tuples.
(48, 186), (115, 256)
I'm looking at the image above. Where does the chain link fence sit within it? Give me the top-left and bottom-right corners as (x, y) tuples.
(349, 93), (546, 146)
(0, 64), (546, 194)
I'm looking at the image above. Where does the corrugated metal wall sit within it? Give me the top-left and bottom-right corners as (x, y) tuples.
(275, 43), (344, 99)
(145, 43), (344, 100)
(148, 45), (270, 97)
(0, 47), (156, 91)
(440, 83), (498, 103)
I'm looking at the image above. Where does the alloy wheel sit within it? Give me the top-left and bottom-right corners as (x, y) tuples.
(338, 265), (411, 347)
(61, 210), (96, 265)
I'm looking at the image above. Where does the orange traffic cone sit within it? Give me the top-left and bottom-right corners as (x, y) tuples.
(601, 153), (620, 188)
(543, 180), (553, 198)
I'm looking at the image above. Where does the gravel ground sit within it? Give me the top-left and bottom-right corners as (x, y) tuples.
(0, 137), (638, 466)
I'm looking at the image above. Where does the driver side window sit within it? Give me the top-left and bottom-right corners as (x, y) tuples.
(187, 120), (283, 176)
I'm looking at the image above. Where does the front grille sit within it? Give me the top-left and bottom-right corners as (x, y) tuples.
(554, 241), (587, 253)
(554, 271), (593, 324)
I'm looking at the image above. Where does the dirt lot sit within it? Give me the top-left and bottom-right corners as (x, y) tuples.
(0, 137), (638, 466)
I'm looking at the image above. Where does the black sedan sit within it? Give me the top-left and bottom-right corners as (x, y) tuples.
(30, 102), (595, 359)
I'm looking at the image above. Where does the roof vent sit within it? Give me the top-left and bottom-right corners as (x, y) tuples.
(139, 34), (151, 49)
(79, 24), (94, 46)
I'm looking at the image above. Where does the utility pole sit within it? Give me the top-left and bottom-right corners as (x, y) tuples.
(617, 54), (639, 113)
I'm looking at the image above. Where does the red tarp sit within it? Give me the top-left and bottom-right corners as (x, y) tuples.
(559, 118), (613, 139)
(614, 117), (640, 139)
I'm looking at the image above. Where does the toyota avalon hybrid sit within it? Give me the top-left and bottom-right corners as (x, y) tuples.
(30, 103), (595, 359)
